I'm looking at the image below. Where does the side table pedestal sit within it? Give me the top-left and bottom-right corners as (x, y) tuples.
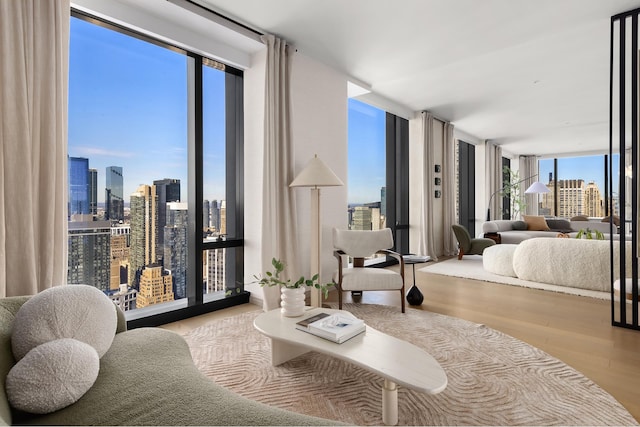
(403, 255), (430, 306)
(406, 284), (424, 306)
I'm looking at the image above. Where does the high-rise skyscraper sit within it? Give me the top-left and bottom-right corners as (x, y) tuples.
(203, 199), (210, 230)
(89, 168), (98, 216)
(219, 200), (226, 235)
(557, 179), (585, 218)
(105, 166), (124, 222)
(68, 156), (90, 219)
(67, 219), (111, 291)
(154, 178), (180, 264)
(129, 184), (158, 289)
(211, 200), (220, 233)
(351, 206), (373, 230)
(164, 202), (188, 299)
(205, 248), (226, 293)
(136, 265), (174, 308)
(584, 181), (604, 218)
(110, 225), (130, 291)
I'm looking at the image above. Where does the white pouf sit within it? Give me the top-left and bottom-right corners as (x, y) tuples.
(512, 238), (632, 292)
(483, 244), (518, 277)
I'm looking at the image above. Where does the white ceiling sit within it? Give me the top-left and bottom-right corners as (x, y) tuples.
(112, 0), (640, 157)
(187, 0), (640, 158)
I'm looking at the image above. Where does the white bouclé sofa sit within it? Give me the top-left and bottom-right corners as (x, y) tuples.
(483, 238), (632, 292)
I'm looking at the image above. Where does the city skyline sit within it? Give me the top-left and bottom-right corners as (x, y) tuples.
(69, 16), (226, 205)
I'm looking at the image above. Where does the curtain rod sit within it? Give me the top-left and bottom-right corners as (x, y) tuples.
(166, 0), (264, 43)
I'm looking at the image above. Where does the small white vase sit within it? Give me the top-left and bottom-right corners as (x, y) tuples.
(280, 287), (306, 317)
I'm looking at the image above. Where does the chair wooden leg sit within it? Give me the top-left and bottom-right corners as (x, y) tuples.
(400, 287), (405, 313)
(457, 247), (464, 260)
(338, 289), (343, 310)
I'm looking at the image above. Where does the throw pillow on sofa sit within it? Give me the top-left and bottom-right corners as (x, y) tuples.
(522, 215), (550, 231)
(6, 338), (100, 414)
(546, 218), (573, 233)
(8, 285), (118, 414)
(511, 220), (527, 230)
(12, 285), (117, 360)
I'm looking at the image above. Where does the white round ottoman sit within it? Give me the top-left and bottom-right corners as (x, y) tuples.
(483, 244), (517, 277)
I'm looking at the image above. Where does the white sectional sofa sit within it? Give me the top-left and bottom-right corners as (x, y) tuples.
(481, 217), (617, 245)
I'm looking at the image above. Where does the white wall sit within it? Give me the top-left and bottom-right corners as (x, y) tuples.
(243, 50), (349, 305)
(409, 114), (423, 255)
(289, 52), (349, 289)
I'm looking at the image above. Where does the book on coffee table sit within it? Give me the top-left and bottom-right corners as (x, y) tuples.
(295, 312), (365, 343)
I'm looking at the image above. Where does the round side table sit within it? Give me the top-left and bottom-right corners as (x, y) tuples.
(403, 255), (431, 306)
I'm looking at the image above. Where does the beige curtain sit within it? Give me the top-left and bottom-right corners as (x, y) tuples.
(519, 155), (538, 216)
(442, 122), (457, 256)
(418, 112), (438, 261)
(260, 34), (299, 311)
(485, 142), (503, 220)
(0, 0), (70, 297)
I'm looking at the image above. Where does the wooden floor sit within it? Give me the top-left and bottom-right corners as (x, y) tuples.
(163, 259), (640, 422)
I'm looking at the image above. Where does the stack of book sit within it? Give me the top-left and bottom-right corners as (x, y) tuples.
(402, 254), (430, 263)
(295, 312), (365, 343)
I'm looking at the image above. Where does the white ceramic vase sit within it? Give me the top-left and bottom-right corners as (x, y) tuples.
(280, 286), (306, 317)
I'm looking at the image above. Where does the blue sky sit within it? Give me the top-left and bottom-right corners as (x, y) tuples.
(69, 17), (225, 204)
(347, 98), (386, 204)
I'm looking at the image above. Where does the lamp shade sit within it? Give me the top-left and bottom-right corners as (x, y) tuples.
(290, 154), (344, 188)
(524, 181), (550, 194)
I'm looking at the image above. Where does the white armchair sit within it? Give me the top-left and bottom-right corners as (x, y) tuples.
(332, 228), (405, 313)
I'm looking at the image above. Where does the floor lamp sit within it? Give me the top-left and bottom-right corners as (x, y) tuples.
(290, 155), (343, 307)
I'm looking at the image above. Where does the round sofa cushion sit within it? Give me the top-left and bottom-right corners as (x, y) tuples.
(6, 338), (100, 414)
(12, 285), (117, 361)
(483, 244), (517, 277)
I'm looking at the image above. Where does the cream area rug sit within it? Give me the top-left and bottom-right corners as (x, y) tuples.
(419, 255), (610, 300)
(182, 303), (637, 426)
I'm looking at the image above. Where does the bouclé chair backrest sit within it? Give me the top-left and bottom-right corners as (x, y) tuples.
(451, 225), (472, 252)
(332, 228), (394, 259)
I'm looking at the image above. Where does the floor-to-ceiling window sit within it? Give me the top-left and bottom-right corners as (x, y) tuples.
(347, 98), (408, 257)
(347, 99), (386, 232)
(68, 11), (245, 327)
(538, 154), (619, 219)
(457, 141), (475, 235)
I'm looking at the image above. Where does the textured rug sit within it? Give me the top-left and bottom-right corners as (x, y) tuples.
(419, 255), (610, 300)
(182, 303), (637, 426)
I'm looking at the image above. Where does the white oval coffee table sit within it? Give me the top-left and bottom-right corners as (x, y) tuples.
(254, 307), (447, 425)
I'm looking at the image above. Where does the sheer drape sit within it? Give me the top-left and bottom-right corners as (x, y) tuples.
(519, 155), (538, 216)
(260, 34), (299, 311)
(418, 112), (438, 261)
(0, 0), (69, 297)
(485, 142), (503, 220)
(442, 122), (457, 256)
